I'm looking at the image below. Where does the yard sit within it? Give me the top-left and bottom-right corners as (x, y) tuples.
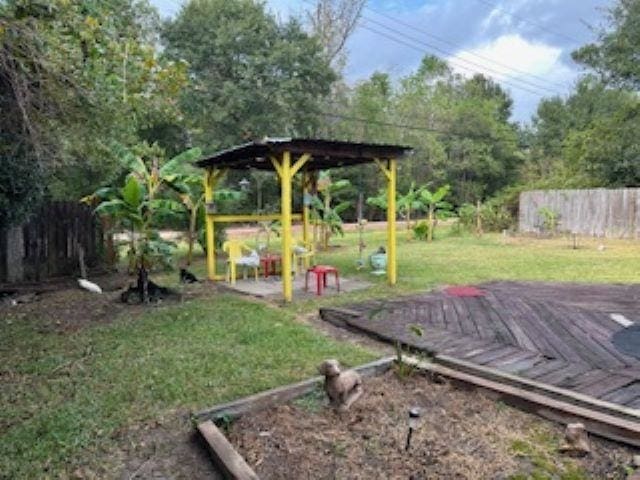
(1, 228), (639, 478)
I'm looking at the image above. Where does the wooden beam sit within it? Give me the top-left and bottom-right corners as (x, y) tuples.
(197, 420), (259, 480)
(280, 151), (293, 302)
(193, 356), (395, 422)
(435, 354), (640, 422)
(210, 214), (302, 223)
(386, 158), (397, 285)
(270, 155), (283, 179)
(290, 153), (311, 177)
(373, 157), (391, 180)
(403, 355), (640, 448)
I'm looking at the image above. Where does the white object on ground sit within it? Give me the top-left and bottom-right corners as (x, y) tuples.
(610, 313), (633, 328)
(236, 250), (260, 267)
(78, 278), (103, 294)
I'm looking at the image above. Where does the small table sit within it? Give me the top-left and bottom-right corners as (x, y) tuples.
(260, 254), (281, 279)
(305, 265), (340, 296)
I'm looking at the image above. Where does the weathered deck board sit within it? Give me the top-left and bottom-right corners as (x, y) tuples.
(320, 281), (640, 413)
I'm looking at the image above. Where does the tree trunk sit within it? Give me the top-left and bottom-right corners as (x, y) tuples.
(476, 200), (483, 237)
(187, 208), (197, 266)
(428, 206), (434, 243)
(138, 266), (149, 304)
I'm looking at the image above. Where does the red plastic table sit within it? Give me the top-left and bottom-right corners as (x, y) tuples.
(260, 254), (281, 278)
(305, 265), (340, 296)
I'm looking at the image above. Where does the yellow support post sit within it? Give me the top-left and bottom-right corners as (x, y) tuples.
(279, 152), (294, 302)
(204, 169), (215, 281)
(302, 171), (310, 246)
(386, 159), (397, 285)
(204, 168), (225, 281)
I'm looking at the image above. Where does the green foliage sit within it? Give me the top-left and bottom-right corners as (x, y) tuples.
(537, 207), (560, 234)
(572, 0), (640, 90)
(311, 171), (353, 247)
(162, 0), (335, 150)
(526, 76), (640, 188)
(89, 144), (205, 292)
(456, 197), (515, 233)
(412, 220), (431, 241)
(0, 150), (45, 228)
(334, 56), (521, 209)
(0, 0), (188, 225)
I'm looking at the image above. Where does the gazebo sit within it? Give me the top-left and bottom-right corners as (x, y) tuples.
(196, 138), (413, 302)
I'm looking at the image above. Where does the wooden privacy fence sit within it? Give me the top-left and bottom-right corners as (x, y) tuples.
(0, 202), (102, 284)
(519, 188), (640, 238)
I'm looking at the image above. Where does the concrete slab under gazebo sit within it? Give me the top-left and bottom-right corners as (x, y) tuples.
(195, 137), (413, 302)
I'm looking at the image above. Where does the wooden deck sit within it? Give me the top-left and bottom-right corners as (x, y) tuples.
(320, 282), (640, 412)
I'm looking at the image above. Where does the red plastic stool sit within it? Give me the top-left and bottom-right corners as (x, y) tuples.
(305, 265), (340, 296)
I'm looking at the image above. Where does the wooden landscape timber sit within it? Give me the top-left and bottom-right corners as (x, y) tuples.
(196, 353), (640, 478)
(403, 356), (640, 448)
(198, 420), (259, 480)
(192, 356), (395, 423)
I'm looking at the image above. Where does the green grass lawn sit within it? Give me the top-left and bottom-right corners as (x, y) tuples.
(2, 227), (639, 478)
(279, 226), (640, 312)
(0, 295), (374, 478)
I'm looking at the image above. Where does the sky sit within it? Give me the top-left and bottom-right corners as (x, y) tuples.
(151, 0), (613, 123)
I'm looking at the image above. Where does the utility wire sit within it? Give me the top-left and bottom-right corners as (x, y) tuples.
(359, 24), (551, 98)
(360, 19), (561, 96)
(363, 6), (570, 91)
(319, 110), (522, 146)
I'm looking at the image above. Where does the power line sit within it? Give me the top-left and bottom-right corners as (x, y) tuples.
(359, 24), (552, 98)
(360, 19), (562, 96)
(473, 0), (586, 45)
(363, 6), (569, 91)
(319, 110), (521, 145)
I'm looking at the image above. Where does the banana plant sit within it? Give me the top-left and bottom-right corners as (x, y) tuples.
(87, 143), (199, 302)
(161, 155), (241, 265)
(312, 171), (352, 249)
(416, 184), (452, 242)
(397, 183), (424, 238)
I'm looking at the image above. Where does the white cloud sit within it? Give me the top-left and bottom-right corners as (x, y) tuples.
(447, 34), (577, 122)
(451, 34), (563, 79)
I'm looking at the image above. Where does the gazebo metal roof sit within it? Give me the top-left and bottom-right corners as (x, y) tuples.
(195, 137), (413, 171)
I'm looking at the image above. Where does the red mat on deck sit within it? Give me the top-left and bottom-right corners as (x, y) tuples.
(444, 286), (486, 297)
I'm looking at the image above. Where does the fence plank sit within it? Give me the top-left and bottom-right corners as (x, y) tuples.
(0, 202), (102, 283)
(519, 189), (639, 239)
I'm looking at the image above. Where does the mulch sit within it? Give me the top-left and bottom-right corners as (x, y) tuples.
(227, 369), (636, 479)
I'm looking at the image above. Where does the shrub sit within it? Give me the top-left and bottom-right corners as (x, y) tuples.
(412, 220), (431, 240)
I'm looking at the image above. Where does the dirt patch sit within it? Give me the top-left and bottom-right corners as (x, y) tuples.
(68, 410), (222, 480)
(0, 273), (217, 333)
(227, 370), (636, 479)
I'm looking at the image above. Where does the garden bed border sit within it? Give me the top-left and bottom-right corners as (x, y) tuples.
(194, 355), (640, 479)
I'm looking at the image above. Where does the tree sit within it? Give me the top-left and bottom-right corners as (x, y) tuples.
(526, 76), (639, 188)
(573, 0), (640, 90)
(306, 0), (366, 70)
(0, 0), (187, 226)
(162, 0), (335, 151)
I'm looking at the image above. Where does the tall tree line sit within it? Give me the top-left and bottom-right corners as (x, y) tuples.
(1, 0), (638, 229)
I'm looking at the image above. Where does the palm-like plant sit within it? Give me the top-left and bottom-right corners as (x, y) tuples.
(88, 143), (199, 302)
(312, 171), (352, 249)
(162, 154), (241, 265)
(415, 184), (452, 242)
(397, 182), (424, 238)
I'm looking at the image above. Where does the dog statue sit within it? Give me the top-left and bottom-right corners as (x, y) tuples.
(318, 359), (363, 411)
